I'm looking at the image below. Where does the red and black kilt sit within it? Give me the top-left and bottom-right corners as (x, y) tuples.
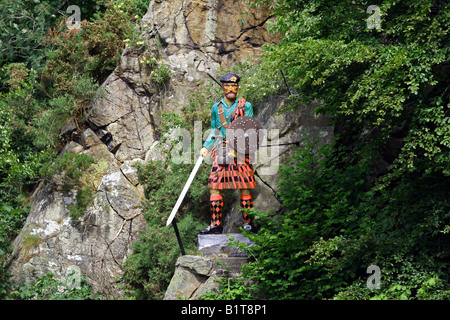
(208, 153), (257, 190)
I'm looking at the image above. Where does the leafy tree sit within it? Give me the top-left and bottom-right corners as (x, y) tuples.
(206, 0), (449, 300)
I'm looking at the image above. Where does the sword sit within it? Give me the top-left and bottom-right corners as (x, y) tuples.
(166, 155), (204, 227)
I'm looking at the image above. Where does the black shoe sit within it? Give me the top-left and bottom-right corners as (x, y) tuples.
(200, 225), (223, 235)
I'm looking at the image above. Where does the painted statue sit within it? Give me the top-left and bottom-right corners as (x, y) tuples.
(199, 73), (256, 235)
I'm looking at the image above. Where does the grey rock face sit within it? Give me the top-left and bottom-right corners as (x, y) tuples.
(7, 133), (146, 298)
(163, 255), (213, 300)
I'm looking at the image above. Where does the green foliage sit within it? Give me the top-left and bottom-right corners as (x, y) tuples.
(0, 0), (58, 79)
(69, 187), (95, 220)
(33, 95), (76, 148)
(0, 204), (28, 297)
(6, 272), (102, 300)
(207, 138), (449, 300)
(140, 51), (173, 86)
(0, 74), (57, 202)
(123, 158), (210, 299)
(150, 63), (172, 85)
(0, 0), (154, 299)
(40, 0), (148, 88)
(123, 214), (202, 300)
(58, 153), (96, 183)
(204, 0), (450, 300)
(0, 0), (145, 204)
(246, 0), (449, 176)
(56, 153), (97, 219)
(0, 205), (26, 251)
(182, 80), (223, 129)
(33, 152), (97, 220)
(1, 0), (447, 301)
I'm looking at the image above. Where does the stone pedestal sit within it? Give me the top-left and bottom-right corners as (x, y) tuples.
(197, 233), (255, 257)
(163, 233), (256, 300)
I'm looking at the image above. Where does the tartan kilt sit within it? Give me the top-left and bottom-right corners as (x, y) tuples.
(208, 154), (257, 190)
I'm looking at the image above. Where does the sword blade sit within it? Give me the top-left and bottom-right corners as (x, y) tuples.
(166, 155), (204, 226)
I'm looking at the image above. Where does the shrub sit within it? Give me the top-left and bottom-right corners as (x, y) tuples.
(206, 138), (450, 300)
(6, 272), (102, 300)
(200, 0), (450, 300)
(123, 158), (210, 299)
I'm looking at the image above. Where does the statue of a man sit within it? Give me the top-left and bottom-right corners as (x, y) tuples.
(199, 73), (256, 234)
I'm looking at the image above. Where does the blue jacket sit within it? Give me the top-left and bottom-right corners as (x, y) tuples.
(203, 98), (254, 150)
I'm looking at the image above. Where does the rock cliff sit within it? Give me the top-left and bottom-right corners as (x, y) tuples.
(7, 0), (332, 298)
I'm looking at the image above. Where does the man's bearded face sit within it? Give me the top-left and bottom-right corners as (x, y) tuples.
(223, 83), (239, 101)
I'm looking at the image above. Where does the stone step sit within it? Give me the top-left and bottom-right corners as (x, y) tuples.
(197, 233), (255, 257)
(212, 256), (250, 276)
